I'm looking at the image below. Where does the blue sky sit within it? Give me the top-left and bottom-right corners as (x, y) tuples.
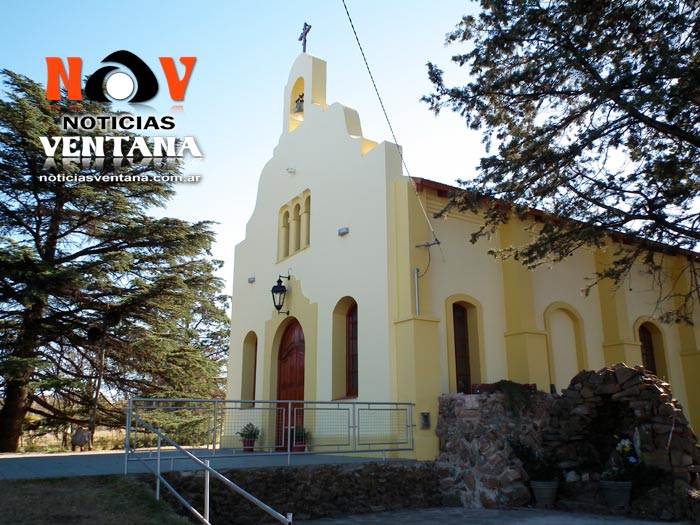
(1, 0), (484, 289)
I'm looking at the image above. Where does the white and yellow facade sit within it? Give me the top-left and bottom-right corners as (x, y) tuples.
(226, 53), (700, 459)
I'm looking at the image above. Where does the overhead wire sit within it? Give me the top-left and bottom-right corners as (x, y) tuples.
(340, 0), (444, 264)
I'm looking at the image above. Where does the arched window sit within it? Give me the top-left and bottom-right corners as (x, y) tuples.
(637, 321), (668, 378)
(279, 211), (290, 260)
(302, 195), (311, 248)
(332, 297), (358, 399)
(241, 332), (257, 404)
(278, 191), (311, 261)
(446, 296), (483, 395)
(291, 204), (301, 253)
(639, 325), (656, 374)
(346, 302), (358, 397)
(452, 303), (471, 394)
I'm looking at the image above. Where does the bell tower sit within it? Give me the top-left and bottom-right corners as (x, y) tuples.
(283, 54), (327, 134)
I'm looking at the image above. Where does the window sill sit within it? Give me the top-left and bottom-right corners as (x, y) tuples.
(277, 244), (311, 263)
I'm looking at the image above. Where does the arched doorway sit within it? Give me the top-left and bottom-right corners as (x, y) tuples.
(277, 320), (305, 400)
(277, 319), (305, 449)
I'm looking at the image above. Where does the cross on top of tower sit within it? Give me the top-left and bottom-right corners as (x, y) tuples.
(298, 22), (312, 53)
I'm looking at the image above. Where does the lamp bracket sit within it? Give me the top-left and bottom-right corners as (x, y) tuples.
(415, 240), (441, 248)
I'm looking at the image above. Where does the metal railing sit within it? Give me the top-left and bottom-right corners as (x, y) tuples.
(125, 398), (414, 462)
(133, 417), (293, 524)
(124, 398), (414, 525)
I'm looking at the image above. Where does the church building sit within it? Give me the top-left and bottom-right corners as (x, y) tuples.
(225, 53), (700, 459)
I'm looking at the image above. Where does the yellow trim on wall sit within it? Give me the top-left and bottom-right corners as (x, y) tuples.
(499, 219), (551, 390)
(594, 248), (643, 365)
(393, 315), (441, 460)
(680, 351), (700, 434)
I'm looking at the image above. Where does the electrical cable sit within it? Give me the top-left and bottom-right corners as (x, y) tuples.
(340, 0), (444, 266)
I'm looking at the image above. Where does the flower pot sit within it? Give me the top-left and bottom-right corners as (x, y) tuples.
(242, 439), (255, 452)
(599, 480), (632, 508)
(530, 480), (559, 507)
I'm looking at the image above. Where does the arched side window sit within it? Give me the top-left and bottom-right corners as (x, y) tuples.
(278, 211), (290, 260)
(302, 195), (311, 249)
(639, 325), (656, 374)
(332, 297), (358, 399)
(445, 296), (483, 395)
(452, 303), (471, 394)
(637, 321), (668, 379)
(346, 302), (358, 397)
(291, 204), (301, 253)
(241, 331), (258, 405)
(277, 190), (311, 262)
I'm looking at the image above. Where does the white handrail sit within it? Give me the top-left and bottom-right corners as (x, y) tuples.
(135, 416), (293, 525)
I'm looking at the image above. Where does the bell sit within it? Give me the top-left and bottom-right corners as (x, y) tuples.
(294, 93), (304, 113)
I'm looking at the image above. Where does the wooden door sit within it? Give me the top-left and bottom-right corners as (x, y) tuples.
(277, 320), (305, 449)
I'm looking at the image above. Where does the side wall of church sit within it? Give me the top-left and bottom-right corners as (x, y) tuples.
(414, 181), (700, 435)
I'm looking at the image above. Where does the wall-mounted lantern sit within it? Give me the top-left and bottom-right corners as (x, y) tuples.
(271, 274), (291, 315)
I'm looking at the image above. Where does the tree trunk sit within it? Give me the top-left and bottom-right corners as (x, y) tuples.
(0, 302), (45, 452)
(0, 378), (30, 452)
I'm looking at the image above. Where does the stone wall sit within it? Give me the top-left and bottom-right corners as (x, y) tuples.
(435, 389), (553, 508)
(544, 363), (700, 481)
(163, 462), (441, 524)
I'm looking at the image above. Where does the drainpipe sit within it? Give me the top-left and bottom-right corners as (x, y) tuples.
(414, 267), (420, 316)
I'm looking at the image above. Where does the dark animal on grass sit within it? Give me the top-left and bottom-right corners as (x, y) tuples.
(71, 427), (92, 452)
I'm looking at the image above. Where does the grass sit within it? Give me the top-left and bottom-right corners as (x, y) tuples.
(0, 475), (192, 524)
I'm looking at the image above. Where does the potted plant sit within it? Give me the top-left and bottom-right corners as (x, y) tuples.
(236, 423), (260, 452)
(292, 427), (310, 452)
(513, 442), (560, 507)
(600, 437), (637, 508)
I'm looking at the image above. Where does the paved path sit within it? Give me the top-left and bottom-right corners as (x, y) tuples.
(299, 507), (693, 525)
(0, 449), (390, 480)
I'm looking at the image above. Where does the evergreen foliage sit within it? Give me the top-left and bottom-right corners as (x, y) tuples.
(424, 0), (700, 322)
(0, 70), (229, 452)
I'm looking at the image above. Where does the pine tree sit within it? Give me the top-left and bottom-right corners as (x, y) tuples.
(424, 0), (700, 321)
(0, 70), (229, 452)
